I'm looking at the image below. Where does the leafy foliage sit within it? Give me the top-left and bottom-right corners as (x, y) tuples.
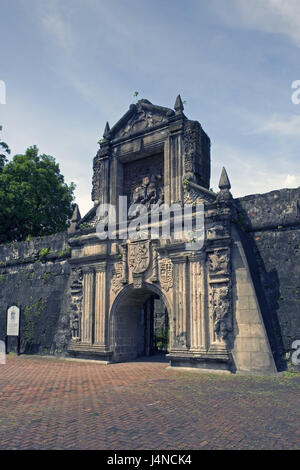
(0, 145), (75, 243)
(0, 125), (11, 170)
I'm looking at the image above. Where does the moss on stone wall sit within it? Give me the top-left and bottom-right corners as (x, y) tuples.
(21, 298), (47, 352)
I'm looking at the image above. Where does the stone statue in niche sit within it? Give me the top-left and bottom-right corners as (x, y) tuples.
(210, 285), (232, 342)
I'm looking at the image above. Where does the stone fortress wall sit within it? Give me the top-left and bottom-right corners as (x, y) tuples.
(234, 188), (300, 371)
(0, 233), (72, 354)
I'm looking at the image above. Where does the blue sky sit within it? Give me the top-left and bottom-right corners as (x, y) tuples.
(1, 0), (300, 216)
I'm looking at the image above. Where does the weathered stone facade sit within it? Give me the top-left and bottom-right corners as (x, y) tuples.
(0, 97), (299, 374)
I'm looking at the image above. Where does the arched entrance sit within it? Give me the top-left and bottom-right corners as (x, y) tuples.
(110, 284), (170, 363)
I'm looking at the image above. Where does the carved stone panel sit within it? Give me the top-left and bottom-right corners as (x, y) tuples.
(111, 262), (126, 294)
(111, 244), (128, 294)
(92, 157), (105, 203)
(158, 258), (173, 292)
(183, 120), (210, 189)
(70, 268), (83, 341)
(208, 250), (230, 276)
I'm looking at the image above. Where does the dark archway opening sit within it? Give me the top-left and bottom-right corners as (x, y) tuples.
(112, 288), (169, 363)
(143, 294), (169, 357)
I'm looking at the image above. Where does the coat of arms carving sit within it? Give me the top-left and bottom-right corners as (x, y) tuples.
(128, 241), (150, 274)
(159, 258), (173, 291)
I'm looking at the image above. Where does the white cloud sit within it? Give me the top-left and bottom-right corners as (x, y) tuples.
(42, 13), (75, 55)
(253, 114), (300, 137)
(215, 0), (300, 47)
(211, 143), (300, 197)
(283, 174), (299, 187)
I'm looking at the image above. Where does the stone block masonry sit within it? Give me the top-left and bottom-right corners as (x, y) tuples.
(0, 232), (72, 354)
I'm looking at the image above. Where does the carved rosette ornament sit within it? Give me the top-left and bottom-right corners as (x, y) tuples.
(128, 241), (150, 274)
(158, 258), (173, 292)
(209, 285), (232, 342)
(70, 268), (83, 341)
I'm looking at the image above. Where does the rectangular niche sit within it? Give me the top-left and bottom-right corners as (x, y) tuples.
(122, 153), (164, 208)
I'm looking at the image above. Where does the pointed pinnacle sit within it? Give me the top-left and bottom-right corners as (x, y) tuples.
(174, 94), (184, 113)
(219, 167), (231, 190)
(103, 122), (111, 139)
(71, 204), (81, 223)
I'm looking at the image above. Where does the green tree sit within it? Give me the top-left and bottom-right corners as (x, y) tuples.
(0, 145), (75, 243)
(0, 125), (11, 170)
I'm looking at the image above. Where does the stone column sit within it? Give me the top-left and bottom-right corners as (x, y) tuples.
(94, 262), (107, 346)
(81, 266), (95, 344)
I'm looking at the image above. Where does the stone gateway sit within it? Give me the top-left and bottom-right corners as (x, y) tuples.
(0, 96), (299, 374)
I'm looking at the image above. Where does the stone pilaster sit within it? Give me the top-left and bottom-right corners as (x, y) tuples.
(166, 132), (184, 205)
(172, 256), (188, 349)
(94, 262), (107, 346)
(189, 253), (206, 351)
(81, 266), (95, 344)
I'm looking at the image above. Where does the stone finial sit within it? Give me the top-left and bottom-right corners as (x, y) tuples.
(71, 204), (81, 222)
(174, 94), (184, 114)
(218, 167), (231, 191)
(217, 167), (232, 203)
(103, 122), (111, 139)
(68, 204), (81, 233)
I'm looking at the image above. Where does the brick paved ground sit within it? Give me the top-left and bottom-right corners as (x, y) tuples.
(0, 355), (299, 450)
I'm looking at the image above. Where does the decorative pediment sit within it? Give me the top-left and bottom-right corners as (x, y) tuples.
(184, 181), (217, 205)
(110, 99), (175, 140)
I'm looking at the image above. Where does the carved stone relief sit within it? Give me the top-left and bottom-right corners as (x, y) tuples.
(208, 250), (230, 276)
(116, 109), (165, 139)
(92, 157), (105, 203)
(70, 268), (83, 341)
(123, 153), (164, 210)
(158, 258), (173, 292)
(111, 262), (125, 294)
(111, 244), (128, 294)
(209, 285), (232, 342)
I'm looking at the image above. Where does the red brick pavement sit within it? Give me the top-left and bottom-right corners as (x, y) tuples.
(0, 355), (299, 450)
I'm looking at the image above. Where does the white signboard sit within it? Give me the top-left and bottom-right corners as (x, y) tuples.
(7, 306), (20, 336)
